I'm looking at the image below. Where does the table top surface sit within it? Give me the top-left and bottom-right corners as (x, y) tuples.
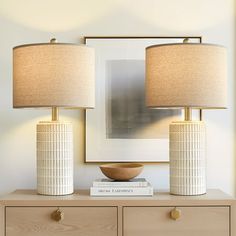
(0, 189), (234, 206)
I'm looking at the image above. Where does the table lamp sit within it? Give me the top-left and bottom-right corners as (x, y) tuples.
(146, 42), (227, 195)
(13, 38), (95, 196)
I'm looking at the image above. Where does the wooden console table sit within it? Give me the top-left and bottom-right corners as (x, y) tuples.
(0, 189), (235, 236)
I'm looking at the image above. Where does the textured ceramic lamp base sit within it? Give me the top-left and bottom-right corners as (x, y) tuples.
(170, 121), (206, 196)
(37, 121), (73, 196)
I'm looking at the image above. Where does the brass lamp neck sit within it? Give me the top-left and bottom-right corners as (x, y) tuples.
(184, 107), (192, 121)
(52, 107), (59, 121)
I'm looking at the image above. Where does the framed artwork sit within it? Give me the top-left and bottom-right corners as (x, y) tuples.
(85, 36), (202, 163)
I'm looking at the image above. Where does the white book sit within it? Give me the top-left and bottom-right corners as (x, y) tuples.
(90, 184), (153, 196)
(93, 178), (148, 187)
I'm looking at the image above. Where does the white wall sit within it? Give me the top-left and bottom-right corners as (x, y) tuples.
(0, 0), (235, 196)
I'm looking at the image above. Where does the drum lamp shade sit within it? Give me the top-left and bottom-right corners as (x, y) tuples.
(13, 43), (95, 108)
(146, 43), (227, 109)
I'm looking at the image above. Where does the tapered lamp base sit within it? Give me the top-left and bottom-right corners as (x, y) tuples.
(37, 121), (73, 196)
(170, 121), (206, 196)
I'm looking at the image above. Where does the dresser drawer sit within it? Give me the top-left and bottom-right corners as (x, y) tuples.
(6, 206), (117, 236)
(123, 206), (229, 236)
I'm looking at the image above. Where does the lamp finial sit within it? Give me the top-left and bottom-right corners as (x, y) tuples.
(50, 38), (57, 43)
(183, 38), (190, 43)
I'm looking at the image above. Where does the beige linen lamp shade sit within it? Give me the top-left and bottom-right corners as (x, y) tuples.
(13, 43), (95, 108)
(146, 43), (227, 109)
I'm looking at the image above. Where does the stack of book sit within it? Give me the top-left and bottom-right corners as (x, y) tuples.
(90, 178), (153, 196)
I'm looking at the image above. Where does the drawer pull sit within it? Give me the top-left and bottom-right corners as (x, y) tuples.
(51, 209), (64, 222)
(170, 208), (181, 220)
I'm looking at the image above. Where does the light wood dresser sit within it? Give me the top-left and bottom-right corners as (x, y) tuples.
(0, 189), (235, 236)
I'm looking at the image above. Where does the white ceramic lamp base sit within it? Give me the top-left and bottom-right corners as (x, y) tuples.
(170, 121), (206, 196)
(37, 121), (73, 196)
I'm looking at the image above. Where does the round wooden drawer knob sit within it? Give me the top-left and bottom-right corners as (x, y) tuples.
(51, 209), (64, 222)
(170, 208), (181, 220)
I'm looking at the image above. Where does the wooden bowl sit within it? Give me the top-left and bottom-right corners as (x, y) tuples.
(99, 163), (144, 181)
